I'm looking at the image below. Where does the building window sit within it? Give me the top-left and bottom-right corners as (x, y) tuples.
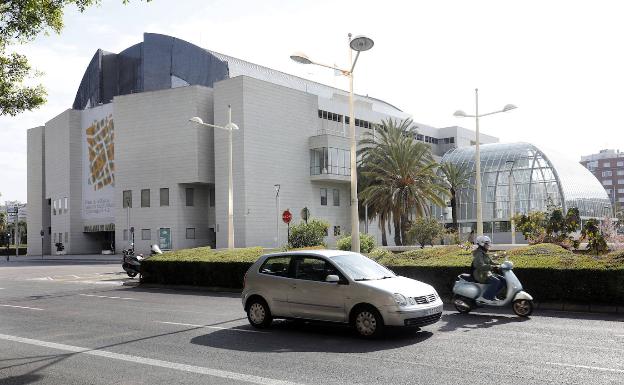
(334, 226), (341, 236)
(48, 227), (51, 235)
(320, 188), (327, 206)
(123, 229), (128, 241)
(603, 162), (611, 167)
(141, 229), (151, 240)
(619, 189), (624, 194)
(602, 171), (612, 177)
(333, 189), (340, 206)
(53, 200), (56, 215)
(123, 190), (132, 208)
(160, 188), (169, 206)
(619, 179), (624, 185)
(310, 147), (350, 176)
(209, 185), (215, 207)
(186, 188), (194, 206)
(617, 161), (624, 167)
(603, 180), (613, 186)
(186, 228), (196, 239)
(140, 189), (150, 208)
(617, 170), (624, 176)
(64, 197), (68, 213)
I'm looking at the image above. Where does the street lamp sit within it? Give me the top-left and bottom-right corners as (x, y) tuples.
(454, 89), (517, 236)
(190, 105), (239, 250)
(290, 34), (374, 252)
(506, 160), (516, 244)
(274, 184), (281, 248)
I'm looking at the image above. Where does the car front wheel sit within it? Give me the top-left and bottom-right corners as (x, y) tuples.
(352, 306), (384, 338)
(247, 298), (273, 328)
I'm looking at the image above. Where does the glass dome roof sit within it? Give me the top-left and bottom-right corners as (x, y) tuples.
(440, 142), (611, 221)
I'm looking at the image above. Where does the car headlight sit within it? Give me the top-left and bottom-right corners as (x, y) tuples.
(393, 293), (408, 307)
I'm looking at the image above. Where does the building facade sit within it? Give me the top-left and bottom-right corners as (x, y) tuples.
(27, 33), (497, 255)
(580, 149), (624, 213)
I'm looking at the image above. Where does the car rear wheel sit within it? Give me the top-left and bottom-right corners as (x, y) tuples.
(352, 306), (384, 338)
(247, 298), (273, 328)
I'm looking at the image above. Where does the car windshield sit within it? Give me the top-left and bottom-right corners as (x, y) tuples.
(331, 254), (396, 281)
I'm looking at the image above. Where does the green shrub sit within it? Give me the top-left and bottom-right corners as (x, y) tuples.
(287, 219), (329, 248)
(581, 219), (609, 255)
(367, 247), (393, 260)
(407, 217), (444, 248)
(150, 246), (264, 263)
(336, 233), (376, 253)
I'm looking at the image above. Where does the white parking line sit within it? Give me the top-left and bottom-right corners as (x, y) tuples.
(546, 362), (624, 373)
(0, 304), (44, 311)
(79, 294), (136, 300)
(0, 333), (301, 385)
(156, 321), (266, 334)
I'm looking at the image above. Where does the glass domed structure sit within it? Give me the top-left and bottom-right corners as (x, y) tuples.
(440, 142), (612, 229)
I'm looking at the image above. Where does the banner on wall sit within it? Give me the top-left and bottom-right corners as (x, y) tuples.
(81, 103), (115, 220)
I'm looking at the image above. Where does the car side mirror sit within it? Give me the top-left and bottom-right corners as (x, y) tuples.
(325, 275), (340, 283)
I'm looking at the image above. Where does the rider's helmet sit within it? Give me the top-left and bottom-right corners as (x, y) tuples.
(475, 235), (492, 247)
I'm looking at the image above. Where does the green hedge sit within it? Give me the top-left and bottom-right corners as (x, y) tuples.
(0, 247), (27, 256)
(141, 244), (624, 305)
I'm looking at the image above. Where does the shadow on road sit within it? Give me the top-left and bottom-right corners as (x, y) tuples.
(190, 320), (433, 353)
(437, 312), (529, 332)
(126, 286), (241, 299)
(0, 374), (45, 385)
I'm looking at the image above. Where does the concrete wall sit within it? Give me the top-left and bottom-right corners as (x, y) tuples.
(26, 126), (51, 255)
(113, 85), (215, 254)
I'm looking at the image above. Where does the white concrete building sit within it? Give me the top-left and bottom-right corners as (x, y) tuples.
(27, 33), (497, 255)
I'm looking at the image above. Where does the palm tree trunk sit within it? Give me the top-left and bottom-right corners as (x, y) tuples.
(400, 212), (409, 246)
(393, 217), (402, 246)
(451, 188), (458, 230)
(381, 224), (387, 246)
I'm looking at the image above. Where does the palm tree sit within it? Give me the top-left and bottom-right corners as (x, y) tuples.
(359, 118), (448, 246)
(438, 162), (472, 231)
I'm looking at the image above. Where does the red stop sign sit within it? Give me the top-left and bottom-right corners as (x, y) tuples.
(282, 210), (292, 224)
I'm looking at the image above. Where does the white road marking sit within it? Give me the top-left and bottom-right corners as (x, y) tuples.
(156, 321), (266, 334)
(547, 362), (624, 373)
(0, 304), (44, 311)
(79, 294), (136, 300)
(0, 333), (302, 385)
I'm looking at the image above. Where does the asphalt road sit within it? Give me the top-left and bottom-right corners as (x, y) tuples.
(1, 261), (623, 385)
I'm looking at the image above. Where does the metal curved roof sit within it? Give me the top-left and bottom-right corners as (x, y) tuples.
(441, 142), (611, 219)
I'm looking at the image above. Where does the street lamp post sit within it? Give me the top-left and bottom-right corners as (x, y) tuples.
(190, 105), (239, 250)
(291, 33), (374, 253)
(506, 160), (516, 245)
(274, 184), (281, 248)
(454, 89), (517, 236)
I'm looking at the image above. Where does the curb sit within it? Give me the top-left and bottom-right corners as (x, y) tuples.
(441, 296), (622, 315)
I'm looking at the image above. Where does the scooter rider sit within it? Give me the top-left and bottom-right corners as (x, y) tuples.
(472, 235), (505, 301)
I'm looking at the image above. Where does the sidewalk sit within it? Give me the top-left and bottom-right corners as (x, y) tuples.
(1, 253), (121, 263)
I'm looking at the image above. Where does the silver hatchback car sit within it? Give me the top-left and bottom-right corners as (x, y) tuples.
(241, 250), (443, 337)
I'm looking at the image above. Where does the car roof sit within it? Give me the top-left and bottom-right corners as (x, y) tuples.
(261, 250), (361, 259)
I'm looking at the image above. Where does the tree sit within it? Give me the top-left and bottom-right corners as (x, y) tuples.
(581, 218), (608, 255)
(407, 217), (444, 248)
(438, 162), (472, 231)
(287, 219), (329, 249)
(359, 118), (448, 246)
(0, 0), (150, 116)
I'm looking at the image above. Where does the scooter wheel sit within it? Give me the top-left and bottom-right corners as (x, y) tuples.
(453, 295), (473, 314)
(512, 299), (533, 317)
(127, 271), (137, 278)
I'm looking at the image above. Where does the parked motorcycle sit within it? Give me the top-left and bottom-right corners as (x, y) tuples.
(122, 244), (162, 278)
(452, 260), (534, 317)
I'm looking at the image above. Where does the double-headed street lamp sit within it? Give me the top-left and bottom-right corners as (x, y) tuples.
(454, 88), (516, 237)
(190, 105), (239, 250)
(291, 33), (374, 252)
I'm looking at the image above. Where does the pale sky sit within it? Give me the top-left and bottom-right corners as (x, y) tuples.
(1, 0), (623, 203)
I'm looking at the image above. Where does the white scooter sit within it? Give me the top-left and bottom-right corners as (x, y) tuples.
(452, 260), (534, 317)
